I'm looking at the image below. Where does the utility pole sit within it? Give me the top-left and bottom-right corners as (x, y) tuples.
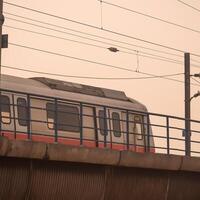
(0, 0), (6, 135)
(0, 0), (3, 76)
(184, 52), (191, 156)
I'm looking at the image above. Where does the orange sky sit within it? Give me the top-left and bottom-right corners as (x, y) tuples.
(2, 0), (200, 121)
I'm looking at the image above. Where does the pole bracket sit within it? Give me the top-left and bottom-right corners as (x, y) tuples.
(0, 14), (4, 25)
(1, 34), (8, 48)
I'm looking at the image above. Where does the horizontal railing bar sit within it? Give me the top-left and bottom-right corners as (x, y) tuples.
(1, 88), (200, 123)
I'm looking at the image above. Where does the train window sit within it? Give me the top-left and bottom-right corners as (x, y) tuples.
(46, 103), (80, 132)
(17, 98), (28, 126)
(0, 95), (11, 124)
(134, 116), (143, 140)
(112, 112), (121, 137)
(99, 110), (108, 136)
(46, 103), (55, 129)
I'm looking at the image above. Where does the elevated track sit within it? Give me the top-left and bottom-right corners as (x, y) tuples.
(1, 136), (200, 200)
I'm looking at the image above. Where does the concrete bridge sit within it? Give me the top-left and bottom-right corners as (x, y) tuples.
(0, 136), (200, 200)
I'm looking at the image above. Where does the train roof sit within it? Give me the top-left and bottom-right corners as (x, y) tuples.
(31, 77), (129, 101)
(0, 74), (148, 112)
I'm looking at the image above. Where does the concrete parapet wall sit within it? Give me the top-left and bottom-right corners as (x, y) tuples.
(1, 136), (200, 172)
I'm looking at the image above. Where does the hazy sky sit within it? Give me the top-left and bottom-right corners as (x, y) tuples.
(2, 0), (200, 120)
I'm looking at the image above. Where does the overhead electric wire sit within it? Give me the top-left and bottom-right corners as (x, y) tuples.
(4, 17), (186, 65)
(99, 0), (200, 35)
(1, 64), (184, 80)
(191, 77), (200, 86)
(4, 24), (187, 65)
(8, 42), (143, 73)
(5, 23), (200, 68)
(5, 12), (200, 64)
(177, 0), (200, 13)
(4, 1), (200, 57)
(4, 25), (107, 50)
(5, 12), (183, 58)
(8, 42), (196, 85)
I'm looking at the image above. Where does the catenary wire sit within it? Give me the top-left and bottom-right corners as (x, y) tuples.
(8, 42), (196, 85)
(5, 17), (185, 65)
(191, 77), (200, 86)
(4, 24), (187, 65)
(1, 64), (184, 80)
(4, 25), (107, 50)
(4, 12), (183, 58)
(99, 0), (200, 35)
(4, 1), (200, 57)
(5, 12), (200, 64)
(177, 0), (200, 13)
(8, 42), (146, 73)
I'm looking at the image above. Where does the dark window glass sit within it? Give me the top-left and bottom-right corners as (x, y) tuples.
(112, 112), (121, 137)
(46, 103), (80, 132)
(134, 116), (143, 140)
(0, 95), (11, 124)
(99, 110), (108, 135)
(17, 98), (28, 126)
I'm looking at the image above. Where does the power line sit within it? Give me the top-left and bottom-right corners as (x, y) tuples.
(4, 1), (200, 57)
(5, 12), (183, 58)
(8, 42), (196, 85)
(5, 17), (183, 64)
(5, 25), (107, 50)
(4, 18), (186, 65)
(99, 0), (200, 35)
(5, 22), (200, 68)
(1, 64), (184, 80)
(177, 0), (200, 13)
(8, 42), (142, 73)
(191, 77), (200, 86)
(5, 13), (200, 65)
(5, 24), (187, 66)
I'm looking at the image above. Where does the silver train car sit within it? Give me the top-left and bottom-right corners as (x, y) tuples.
(0, 74), (154, 152)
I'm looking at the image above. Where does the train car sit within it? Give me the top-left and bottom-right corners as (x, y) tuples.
(0, 74), (154, 152)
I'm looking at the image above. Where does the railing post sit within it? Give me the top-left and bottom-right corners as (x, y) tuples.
(11, 94), (16, 139)
(166, 116), (170, 154)
(126, 110), (129, 150)
(103, 106), (107, 148)
(80, 102), (83, 145)
(93, 107), (98, 147)
(27, 94), (31, 140)
(54, 98), (58, 143)
(146, 114), (150, 152)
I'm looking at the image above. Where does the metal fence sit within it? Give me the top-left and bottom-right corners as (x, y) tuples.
(0, 88), (200, 157)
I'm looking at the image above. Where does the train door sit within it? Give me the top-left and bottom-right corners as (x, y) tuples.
(128, 113), (145, 152)
(96, 107), (111, 148)
(82, 105), (96, 148)
(108, 109), (125, 150)
(0, 92), (14, 139)
(128, 113), (136, 151)
(13, 94), (28, 140)
(134, 115), (145, 152)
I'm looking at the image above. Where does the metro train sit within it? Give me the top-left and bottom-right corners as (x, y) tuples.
(0, 74), (154, 152)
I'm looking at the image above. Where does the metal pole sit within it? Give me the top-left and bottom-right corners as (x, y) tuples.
(184, 52), (191, 156)
(0, 0), (4, 134)
(0, 0), (4, 76)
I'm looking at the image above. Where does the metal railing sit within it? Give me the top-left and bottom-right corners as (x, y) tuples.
(0, 89), (200, 157)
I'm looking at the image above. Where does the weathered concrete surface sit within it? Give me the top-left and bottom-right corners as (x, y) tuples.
(120, 151), (182, 171)
(48, 143), (120, 165)
(1, 136), (200, 199)
(0, 157), (200, 200)
(1, 136), (200, 172)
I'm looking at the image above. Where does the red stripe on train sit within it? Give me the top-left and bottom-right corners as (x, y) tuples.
(0, 131), (155, 153)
